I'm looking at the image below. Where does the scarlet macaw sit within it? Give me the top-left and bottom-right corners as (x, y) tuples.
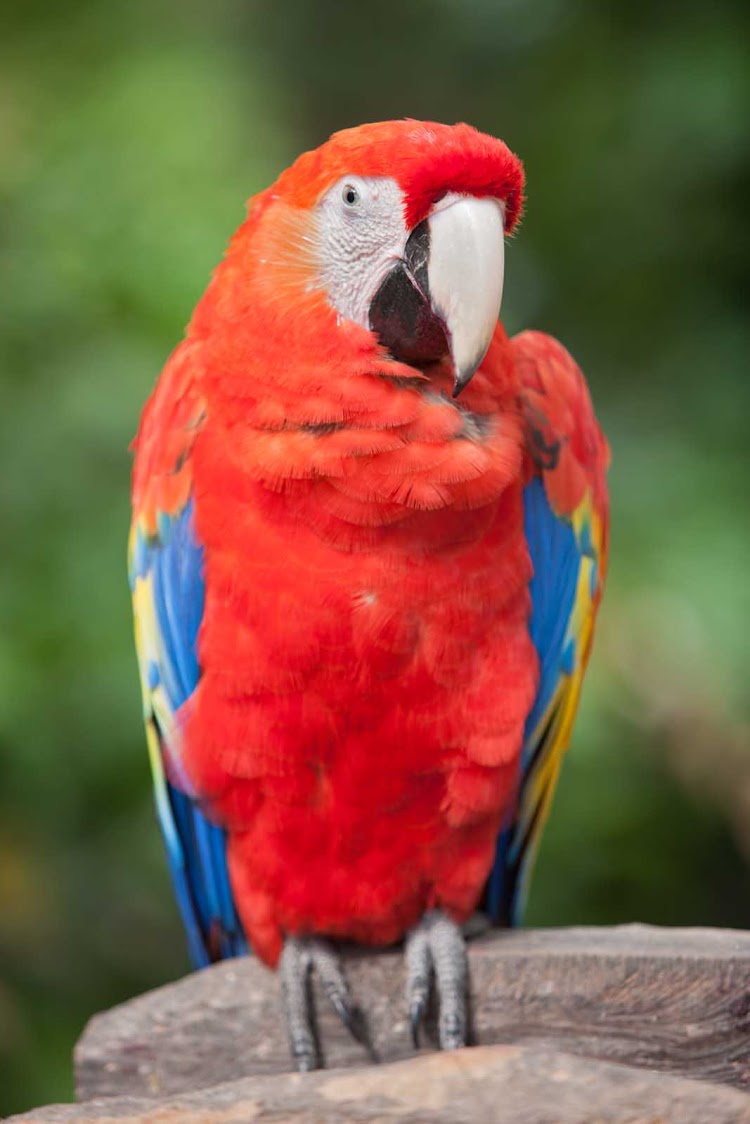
(129, 120), (609, 1069)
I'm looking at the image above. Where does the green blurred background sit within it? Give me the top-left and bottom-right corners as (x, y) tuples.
(1, 0), (748, 1113)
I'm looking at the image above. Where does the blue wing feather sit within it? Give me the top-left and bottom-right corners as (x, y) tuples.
(482, 476), (589, 926)
(522, 477), (580, 753)
(130, 499), (248, 966)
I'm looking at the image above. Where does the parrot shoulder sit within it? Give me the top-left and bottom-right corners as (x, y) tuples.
(131, 340), (206, 534)
(513, 329), (609, 516)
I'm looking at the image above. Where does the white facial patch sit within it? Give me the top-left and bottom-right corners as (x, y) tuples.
(315, 176), (408, 328)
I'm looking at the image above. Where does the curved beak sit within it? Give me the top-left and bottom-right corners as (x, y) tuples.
(427, 195), (505, 397)
(368, 195), (505, 397)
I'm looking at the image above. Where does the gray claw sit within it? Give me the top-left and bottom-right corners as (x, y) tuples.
(280, 936), (373, 1071)
(405, 910), (469, 1051)
(405, 925), (431, 1047)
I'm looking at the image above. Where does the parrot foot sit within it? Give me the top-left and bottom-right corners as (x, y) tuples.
(405, 909), (468, 1051)
(279, 935), (373, 1072)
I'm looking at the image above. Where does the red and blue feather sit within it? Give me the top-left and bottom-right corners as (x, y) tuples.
(130, 329), (608, 966)
(484, 330), (609, 924)
(129, 343), (247, 964)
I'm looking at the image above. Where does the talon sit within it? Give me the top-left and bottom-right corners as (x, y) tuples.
(405, 926), (431, 1048)
(291, 1031), (318, 1073)
(405, 910), (469, 1052)
(324, 985), (351, 1026)
(344, 1003), (376, 1057)
(409, 993), (427, 1048)
(439, 1011), (466, 1051)
(280, 937), (320, 1072)
(280, 935), (374, 1071)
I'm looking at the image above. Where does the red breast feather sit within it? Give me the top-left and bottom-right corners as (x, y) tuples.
(142, 124), (536, 966)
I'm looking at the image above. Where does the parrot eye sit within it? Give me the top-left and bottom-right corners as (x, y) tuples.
(342, 183), (361, 208)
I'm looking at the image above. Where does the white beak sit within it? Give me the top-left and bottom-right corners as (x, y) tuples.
(426, 194), (506, 396)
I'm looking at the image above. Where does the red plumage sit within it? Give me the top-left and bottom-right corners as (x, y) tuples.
(132, 121), (607, 968)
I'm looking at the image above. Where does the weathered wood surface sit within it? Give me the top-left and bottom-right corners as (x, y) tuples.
(13, 1045), (750, 1124)
(75, 924), (750, 1100)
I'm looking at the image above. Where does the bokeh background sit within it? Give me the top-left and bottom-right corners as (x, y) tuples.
(1, 0), (748, 1113)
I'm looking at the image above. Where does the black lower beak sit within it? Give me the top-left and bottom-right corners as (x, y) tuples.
(368, 221), (450, 369)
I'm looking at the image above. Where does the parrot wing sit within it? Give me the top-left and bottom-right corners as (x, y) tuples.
(482, 330), (610, 926)
(129, 343), (247, 966)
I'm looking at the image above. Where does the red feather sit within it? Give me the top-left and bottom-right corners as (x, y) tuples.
(132, 122), (604, 968)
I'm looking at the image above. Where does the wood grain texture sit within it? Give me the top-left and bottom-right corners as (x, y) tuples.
(74, 924), (750, 1100)
(14, 1046), (750, 1124)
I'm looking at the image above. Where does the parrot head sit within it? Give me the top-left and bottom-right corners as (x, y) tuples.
(204, 120), (524, 399)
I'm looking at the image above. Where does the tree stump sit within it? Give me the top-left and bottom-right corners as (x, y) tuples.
(74, 924), (750, 1098)
(11, 1045), (750, 1123)
(10, 925), (750, 1123)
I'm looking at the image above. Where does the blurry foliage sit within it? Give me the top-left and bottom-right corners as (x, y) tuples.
(1, 0), (748, 1113)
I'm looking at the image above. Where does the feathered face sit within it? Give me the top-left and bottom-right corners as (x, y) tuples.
(214, 120), (524, 397)
(316, 173), (511, 398)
